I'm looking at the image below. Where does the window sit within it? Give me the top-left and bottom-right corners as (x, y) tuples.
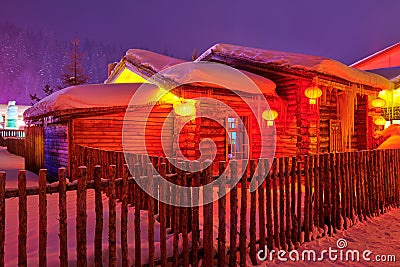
(227, 116), (249, 159)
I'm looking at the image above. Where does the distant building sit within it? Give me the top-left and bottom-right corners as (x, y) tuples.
(0, 102), (30, 129)
(351, 42), (400, 127)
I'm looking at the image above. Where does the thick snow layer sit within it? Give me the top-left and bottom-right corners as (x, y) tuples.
(377, 124), (400, 149)
(378, 136), (400, 149)
(161, 62), (277, 96)
(196, 43), (391, 90)
(125, 49), (185, 73)
(24, 83), (159, 119)
(380, 124), (400, 138)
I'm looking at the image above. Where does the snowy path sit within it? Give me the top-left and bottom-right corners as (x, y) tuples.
(0, 147), (38, 187)
(263, 208), (400, 266)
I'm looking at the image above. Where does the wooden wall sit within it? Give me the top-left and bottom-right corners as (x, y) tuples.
(274, 80), (308, 158)
(25, 125), (45, 174)
(44, 123), (69, 180)
(355, 95), (369, 150)
(319, 88), (339, 153)
(72, 105), (174, 157)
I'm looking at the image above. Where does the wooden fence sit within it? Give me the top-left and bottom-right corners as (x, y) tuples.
(3, 137), (25, 157)
(0, 129), (25, 138)
(24, 126), (44, 174)
(0, 146), (399, 266)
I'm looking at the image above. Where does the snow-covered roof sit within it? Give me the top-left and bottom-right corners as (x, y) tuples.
(125, 49), (185, 73)
(351, 42), (400, 70)
(24, 83), (160, 119)
(196, 43), (391, 90)
(109, 49), (278, 96)
(161, 62), (277, 96)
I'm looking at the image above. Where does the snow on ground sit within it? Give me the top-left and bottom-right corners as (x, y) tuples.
(0, 147), (38, 187)
(258, 208), (400, 266)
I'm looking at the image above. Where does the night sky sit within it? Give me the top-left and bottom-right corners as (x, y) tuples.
(1, 0), (400, 64)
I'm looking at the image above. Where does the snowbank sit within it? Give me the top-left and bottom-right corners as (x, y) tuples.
(197, 43), (391, 90)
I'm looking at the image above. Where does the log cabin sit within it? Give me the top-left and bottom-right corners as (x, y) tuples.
(24, 46), (390, 180)
(196, 43), (391, 156)
(24, 50), (282, 179)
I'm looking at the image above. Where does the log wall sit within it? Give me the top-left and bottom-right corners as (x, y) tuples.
(43, 123), (69, 180)
(73, 105), (174, 157)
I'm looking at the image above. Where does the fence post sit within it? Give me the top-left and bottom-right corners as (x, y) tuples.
(134, 164), (142, 267)
(239, 160), (248, 267)
(218, 161), (227, 267)
(76, 166), (87, 266)
(147, 163), (155, 267)
(203, 160), (214, 267)
(229, 160), (238, 267)
(94, 166), (103, 267)
(108, 165), (116, 267)
(284, 157), (291, 249)
(272, 158), (279, 248)
(249, 159), (257, 264)
(58, 168), (68, 267)
(39, 169), (47, 267)
(265, 159), (273, 250)
(18, 170), (27, 266)
(180, 162), (189, 267)
(159, 163), (168, 267)
(120, 165), (129, 267)
(258, 159), (266, 253)
(0, 172), (5, 267)
(296, 161), (302, 243)
(304, 156), (310, 242)
(291, 156), (297, 245)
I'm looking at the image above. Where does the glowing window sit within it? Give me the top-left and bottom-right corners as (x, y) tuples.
(227, 116), (249, 160)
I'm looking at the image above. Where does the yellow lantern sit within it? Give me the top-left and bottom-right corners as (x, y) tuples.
(374, 116), (386, 126)
(262, 109), (278, 126)
(305, 86), (323, 104)
(371, 97), (386, 108)
(174, 101), (196, 117)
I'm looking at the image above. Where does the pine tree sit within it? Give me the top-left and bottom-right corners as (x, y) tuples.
(60, 39), (88, 88)
(29, 84), (54, 105)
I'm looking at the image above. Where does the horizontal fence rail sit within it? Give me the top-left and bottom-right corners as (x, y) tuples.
(0, 146), (399, 266)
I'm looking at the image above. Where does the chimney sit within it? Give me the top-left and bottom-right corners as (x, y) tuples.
(107, 62), (118, 77)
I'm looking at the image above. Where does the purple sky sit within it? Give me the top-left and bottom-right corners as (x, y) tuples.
(1, 0), (400, 64)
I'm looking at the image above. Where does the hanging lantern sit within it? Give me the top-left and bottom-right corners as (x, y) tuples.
(262, 109), (278, 126)
(371, 97), (386, 108)
(304, 86), (323, 105)
(374, 116), (386, 126)
(174, 101), (196, 117)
